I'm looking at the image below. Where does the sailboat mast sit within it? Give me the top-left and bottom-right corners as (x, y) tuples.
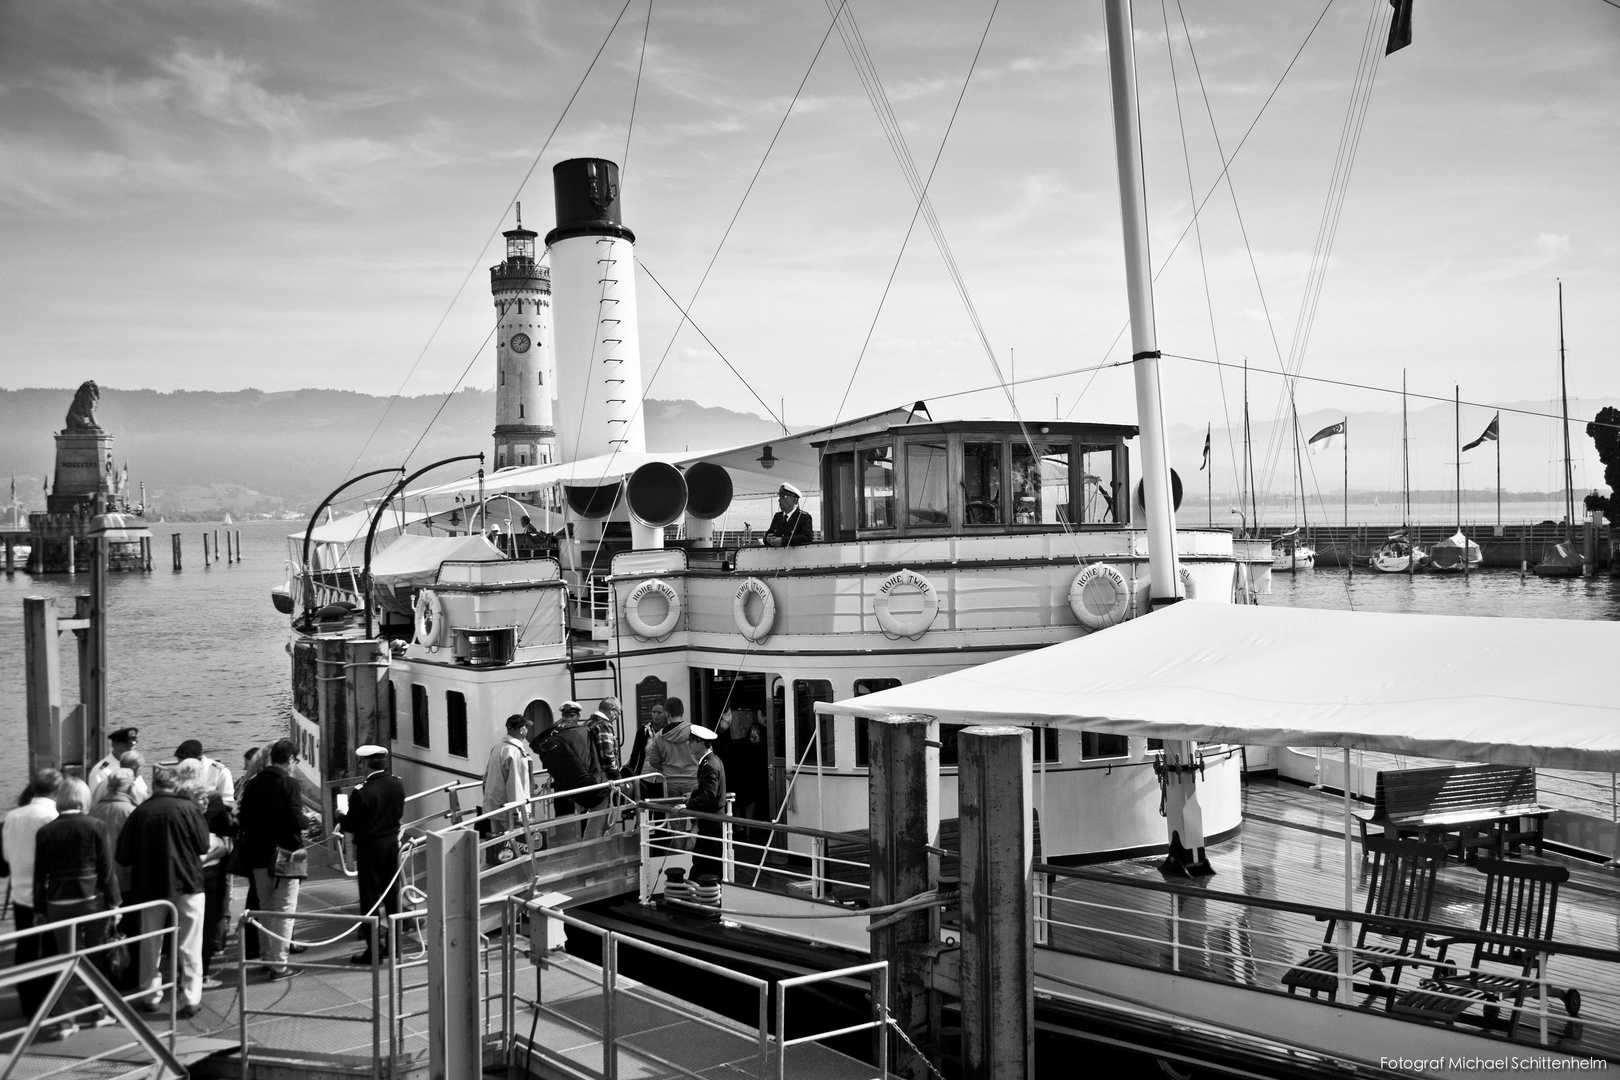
(1559, 279), (1575, 545)
(1401, 371), (1410, 526)
(1454, 384), (1461, 533)
(1103, 0), (1181, 604)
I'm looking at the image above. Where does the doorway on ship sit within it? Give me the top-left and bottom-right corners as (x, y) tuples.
(691, 668), (776, 859)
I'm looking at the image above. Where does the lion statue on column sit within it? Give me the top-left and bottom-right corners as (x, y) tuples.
(65, 380), (102, 432)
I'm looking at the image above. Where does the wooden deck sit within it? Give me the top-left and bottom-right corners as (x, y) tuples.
(1036, 778), (1620, 1059)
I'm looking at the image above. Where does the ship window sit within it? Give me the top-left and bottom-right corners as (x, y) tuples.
(792, 679), (836, 768)
(446, 691), (468, 758)
(963, 441), (1003, 525)
(411, 684), (429, 748)
(500, 369), (505, 386)
(851, 678), (902, 768)
(1033, 727), (1059, 763)
(822, 450), (857, 540)
(858, 445), (894, 530)
(1082, 731), (1128, 760)
(1079, 445), (1121, 524)
(904, 441), (949, 528)
(1013, 442), (1071, 525)
(388, 681), (398, 742)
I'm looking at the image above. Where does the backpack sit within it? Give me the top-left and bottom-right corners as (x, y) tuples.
(538, 722), (605, 809)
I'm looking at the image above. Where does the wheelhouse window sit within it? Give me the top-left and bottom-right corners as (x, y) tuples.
(411, 684), (430, 748)
(1013, 442), (1071, 525)
(446, 691), (469, 758)
(793, 679), (836, 768)
(1079, 445), (1122, 524)
(852, 678), (902, 768)
(904, 441), (950, 528)
(963, 441), (1003, 525)
(859, 445), (895, 530)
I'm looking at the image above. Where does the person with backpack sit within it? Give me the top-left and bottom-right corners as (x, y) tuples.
(534, 702), (606, 839)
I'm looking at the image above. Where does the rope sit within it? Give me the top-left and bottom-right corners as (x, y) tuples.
(661, 888), (945, 923)
(242, 838), (418, 949)
(886, 1014), (949, 1080)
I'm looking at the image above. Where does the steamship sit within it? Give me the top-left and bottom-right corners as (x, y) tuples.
(283, 157), (1273, 865)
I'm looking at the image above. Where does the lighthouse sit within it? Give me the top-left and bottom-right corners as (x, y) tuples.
(546, 158), (647, 464)
(490, 207), (555, 470)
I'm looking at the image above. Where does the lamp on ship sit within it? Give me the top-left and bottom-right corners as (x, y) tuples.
(756, 445), (776, 470)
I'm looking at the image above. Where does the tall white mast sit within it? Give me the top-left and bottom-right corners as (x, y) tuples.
(1103, 0), (1182, 604)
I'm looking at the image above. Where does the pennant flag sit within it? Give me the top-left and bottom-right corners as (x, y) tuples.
(1386, 0), (1414, 55)
(1462, 413), (1499, 452)
(1307, 420), (1346, 452)
(1199, 431), (1210, 471)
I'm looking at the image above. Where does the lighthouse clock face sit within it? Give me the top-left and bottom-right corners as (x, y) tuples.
(510, 332), (531, 354)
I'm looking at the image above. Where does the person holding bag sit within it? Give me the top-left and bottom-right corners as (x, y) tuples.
(115, 767), (210, 1018)
(236, 739), (308, 981)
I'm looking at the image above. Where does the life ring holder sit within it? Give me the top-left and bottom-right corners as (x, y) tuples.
(1069, 563), (1131, 631)
(873, 569), (939, 640)
(414, 589), (446, 649)
(733, 577), (777, 642)
(624, 578), (681, 641)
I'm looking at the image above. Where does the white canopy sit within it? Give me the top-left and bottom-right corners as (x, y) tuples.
(825, 602), (1620, 773)
(292, 507), (434, 546)
(368, 533), (504, 593)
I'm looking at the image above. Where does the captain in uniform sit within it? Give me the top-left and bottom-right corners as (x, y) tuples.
(336, 745), (406, 963)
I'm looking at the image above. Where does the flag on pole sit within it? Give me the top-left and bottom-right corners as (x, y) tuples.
(1385, 0), (1414, 55)
(1307, 420), (1346, 452)
(1199, 430), (1210, 471)
(1461, 413), (1499, 452)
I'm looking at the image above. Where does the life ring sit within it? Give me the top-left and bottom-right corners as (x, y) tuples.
(733, 577), (776, 642)
(414, 589), (445, 648)
(1179, 565), (1197, 600)
(624, 578), (681, 641)
(1069, 563), (1131, 630)
(873, 569), (939, 639)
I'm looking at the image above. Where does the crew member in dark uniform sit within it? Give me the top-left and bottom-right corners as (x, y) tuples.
(762, 483), (813, 547)
(681, 725), (728, 882)
(336, 745), (406, 963)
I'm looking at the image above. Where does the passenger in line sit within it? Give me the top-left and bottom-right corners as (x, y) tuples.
(646, 698), (701, 798)
(115, 751), (150, 805)
(87, 727), (139, 805)
(587, 697), (623, 781)
(236, 740), (308, 982)
(87, 769), (140, 989)
(481, 715), (537, 865)
(534, 702), (606, 840)
(762, 483), (813, 547)
(3, 770), (63, 1030)
(177, 775), (236, 987)
(116, 766), (210, 1017)
(680, 724), (728, 883)
(336, 745), (405, 963)
(35, 777), (122, 1034)
(623, 700), (665, 788)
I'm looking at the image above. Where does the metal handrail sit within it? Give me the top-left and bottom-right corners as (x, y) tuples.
(775, 961), (889, 1080)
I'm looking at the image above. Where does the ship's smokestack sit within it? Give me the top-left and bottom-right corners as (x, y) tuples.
(546, 159), (647, 465)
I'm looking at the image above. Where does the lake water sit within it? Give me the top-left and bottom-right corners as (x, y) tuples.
(2, 521), (1615, 792)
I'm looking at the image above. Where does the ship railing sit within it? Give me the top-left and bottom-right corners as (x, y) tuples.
(1031, 862), (1620, 1051)
(506, 896), (890, 1079)
(0, 899), (183, 1071)
(564, 575), (613, 633)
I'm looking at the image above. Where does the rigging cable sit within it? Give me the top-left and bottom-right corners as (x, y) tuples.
(620, 0), (654, 190)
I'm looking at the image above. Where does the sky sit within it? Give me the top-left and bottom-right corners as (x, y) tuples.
(2, 0), (1617, 496)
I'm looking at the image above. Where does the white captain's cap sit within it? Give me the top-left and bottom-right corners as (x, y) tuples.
(778, 482), (802, 499)
(690, 724), (719, 741)
(356, 745), (389, 758)
(559, 700), (583, 714)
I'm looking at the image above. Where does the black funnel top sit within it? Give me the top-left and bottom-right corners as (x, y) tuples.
(545, 158), (635, 246)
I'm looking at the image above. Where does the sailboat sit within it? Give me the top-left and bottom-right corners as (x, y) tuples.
(1369, 371), (1428, 573)
(1271, 400), (1316, 570)
(1429, 384), (1483, 572)
(1537, 282), (1585, 578)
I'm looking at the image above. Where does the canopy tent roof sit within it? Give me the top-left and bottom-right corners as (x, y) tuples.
(291, 507), (433, 546)
(368, 533), (504, 593)
(825, 602), (1620, 774)
(408, 403), (928, 502)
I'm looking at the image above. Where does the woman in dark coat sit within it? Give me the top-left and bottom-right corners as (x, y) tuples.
(34, 777), (122, 1030)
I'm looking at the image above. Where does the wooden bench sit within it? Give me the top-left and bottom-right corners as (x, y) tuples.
(1355, 764), (1553, 863)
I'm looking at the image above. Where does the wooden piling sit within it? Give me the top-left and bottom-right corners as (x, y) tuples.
(4, 537), (14, 574)
(66, 534), (76, 573)
(203, 533), (211, 567)
(236, 530), (242, 563)
(868, 715), (941, 1079)
(959, 726), (1034, 1080)
(24, 596), (63, 776)
(171, 532), (182, 571)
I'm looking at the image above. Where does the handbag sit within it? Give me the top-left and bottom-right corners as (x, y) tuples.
(272, 846), (309, 879)
(105, 922), (130, 977)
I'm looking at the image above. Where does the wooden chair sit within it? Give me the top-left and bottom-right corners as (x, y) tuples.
(1392, 858), (1581, 1038)
(1280, 835), (1447, 1006)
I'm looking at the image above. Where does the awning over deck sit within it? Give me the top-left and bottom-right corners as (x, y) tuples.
(824, 602), (1620, 773)
(368, 533), (504, 594)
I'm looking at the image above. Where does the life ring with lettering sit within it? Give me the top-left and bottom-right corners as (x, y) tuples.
(1179, 565), (1197, 600)
(624, 578), (681, 641)
(733, 577), (776, 642)
(414, 589), (446, 649)
(873, 569), (939, 639)
(1069, 563), (1131, 631)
